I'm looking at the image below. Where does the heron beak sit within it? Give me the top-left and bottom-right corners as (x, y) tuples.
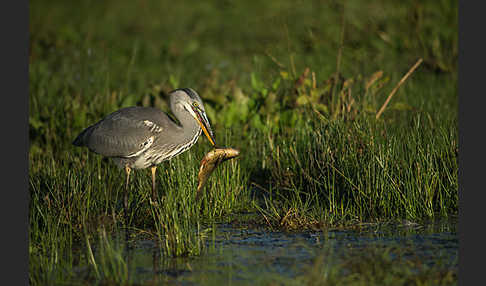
(193, 106), (216, 146)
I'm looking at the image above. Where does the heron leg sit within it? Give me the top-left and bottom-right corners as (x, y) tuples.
(151, 166), (158, 203)
(124, 165), (131, 223)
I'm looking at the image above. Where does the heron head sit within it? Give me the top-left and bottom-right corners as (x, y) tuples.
(170, 88), (216, 146)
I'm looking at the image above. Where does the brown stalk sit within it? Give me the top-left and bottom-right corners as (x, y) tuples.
(375, 58), (423, 119)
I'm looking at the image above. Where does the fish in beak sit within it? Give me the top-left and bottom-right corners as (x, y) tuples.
(196, 147), (240, 200)
(192, 105), (216, 146)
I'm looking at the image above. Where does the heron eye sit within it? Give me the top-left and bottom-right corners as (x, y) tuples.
(192, 102), (199, 108)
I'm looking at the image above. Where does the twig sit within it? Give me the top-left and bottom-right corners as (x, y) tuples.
(312, 71), (316, 89)
(376, 58), (423, 119)
(265, 50), (286, 69)
(331, 2), (346, 119)
(250, 182), (269, 193)
(310, 102), (329, 123)
(335, 6), (346, 80)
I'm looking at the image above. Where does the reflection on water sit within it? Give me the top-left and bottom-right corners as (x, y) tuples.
(124, 218), (458, 284)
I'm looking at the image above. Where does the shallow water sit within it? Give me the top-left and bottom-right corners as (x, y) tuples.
(124, 218), (458, 284)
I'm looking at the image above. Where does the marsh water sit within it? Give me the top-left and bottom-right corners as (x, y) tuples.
(104, 218), (459, 284)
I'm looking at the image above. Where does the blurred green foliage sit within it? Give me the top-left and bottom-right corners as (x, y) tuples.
(30, 0), (457, 152)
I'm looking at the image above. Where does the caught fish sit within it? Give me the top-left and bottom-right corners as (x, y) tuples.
(196, 147), (240, 200)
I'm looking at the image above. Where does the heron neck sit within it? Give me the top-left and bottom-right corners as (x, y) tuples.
(172, 106), (202, 145)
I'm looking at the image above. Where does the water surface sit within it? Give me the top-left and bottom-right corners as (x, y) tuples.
(126, 218), (458, 284)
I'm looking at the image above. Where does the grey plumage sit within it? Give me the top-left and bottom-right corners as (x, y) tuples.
(73, 88), (215, 168)
(73, 88), (216, 211)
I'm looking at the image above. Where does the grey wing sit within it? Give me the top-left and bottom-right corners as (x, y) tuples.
(73, 107), (175, 157)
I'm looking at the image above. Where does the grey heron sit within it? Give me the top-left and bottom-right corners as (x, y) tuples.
(72, 88), (216, 217)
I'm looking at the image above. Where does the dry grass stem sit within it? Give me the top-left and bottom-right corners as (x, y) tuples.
(376, 58), (424, 119)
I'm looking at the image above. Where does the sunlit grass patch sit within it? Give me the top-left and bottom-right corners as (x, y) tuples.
(257, 113), (457, 229)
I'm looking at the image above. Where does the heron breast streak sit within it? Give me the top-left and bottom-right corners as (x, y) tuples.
(130, 126), (202, 169)
(164, 128), (202, 161)
(126, 136), (154, 158)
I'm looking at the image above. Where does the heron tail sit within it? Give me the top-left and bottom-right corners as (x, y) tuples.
(72, 126), (94, 147)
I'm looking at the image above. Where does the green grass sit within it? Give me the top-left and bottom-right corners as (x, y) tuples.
(256, 110), (457, 229)
(29, 0), (457, 284)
